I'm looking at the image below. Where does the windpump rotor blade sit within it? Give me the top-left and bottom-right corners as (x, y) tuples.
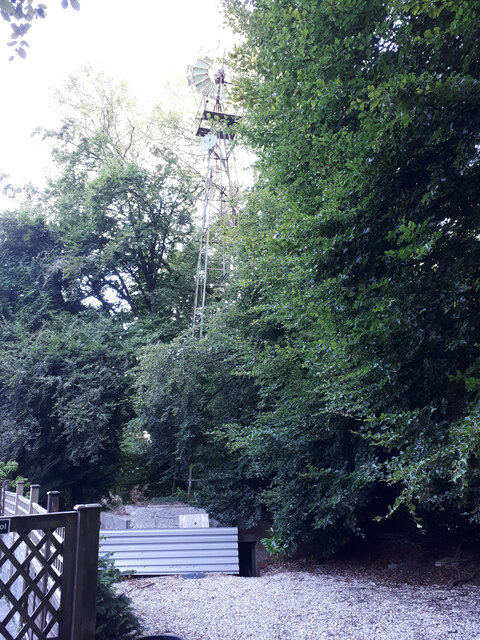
(192, 68), (209, 81)
(194, 78), (214, 94)
(195, 56), (213, 69)
(187, 52), (228, 100)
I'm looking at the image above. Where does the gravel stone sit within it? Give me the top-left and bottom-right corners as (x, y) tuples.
(115, 569), (480, 640)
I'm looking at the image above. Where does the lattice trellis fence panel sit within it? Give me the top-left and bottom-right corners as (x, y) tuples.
(0, 508), (99, 640)
(0, 529), (63, 638)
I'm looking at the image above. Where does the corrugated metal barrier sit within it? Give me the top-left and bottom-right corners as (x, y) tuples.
(99, 527), (239, 576)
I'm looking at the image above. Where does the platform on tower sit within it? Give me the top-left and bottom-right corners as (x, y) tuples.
(195, 110), (241, 139)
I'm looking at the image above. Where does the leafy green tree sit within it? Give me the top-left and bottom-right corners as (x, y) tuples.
(44, 70), (199, 337)
(133, 326), (262, 525)
(0, 209), (70, 325)
(0, 70), (200, 503)
(218, 0), (480, 541)
(0, 205), (133, 503)
(0, 312), (133, 504)
(1, 0), (79, 60)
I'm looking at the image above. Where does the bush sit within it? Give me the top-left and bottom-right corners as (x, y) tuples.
(96, 553), (143, 640)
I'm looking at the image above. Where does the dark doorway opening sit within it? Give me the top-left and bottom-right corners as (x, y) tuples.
(238, 540), (257, 577)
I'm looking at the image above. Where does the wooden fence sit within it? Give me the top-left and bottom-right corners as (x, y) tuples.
(0, 480), (100, 640)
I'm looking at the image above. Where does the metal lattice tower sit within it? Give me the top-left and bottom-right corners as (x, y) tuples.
(187, 54), (239, 338)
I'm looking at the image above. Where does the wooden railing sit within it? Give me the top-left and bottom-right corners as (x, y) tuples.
(0, 480), (100, 640)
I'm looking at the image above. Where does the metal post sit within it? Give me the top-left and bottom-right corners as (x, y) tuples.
(187, 463), (193, 500)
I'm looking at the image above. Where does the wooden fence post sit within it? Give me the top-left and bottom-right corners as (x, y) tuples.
(8, 480), (25, 580)
(71, 504), (101, 640)
(46, 491), (60, 513)
(29, 484), (40, 513)
(15, 480), (24, 515)
(39, 490), (61, 631)
(25, 484), (40, 632)
(1, 479), (9, 516)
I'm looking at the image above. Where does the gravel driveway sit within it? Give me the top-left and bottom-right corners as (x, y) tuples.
(116, 568), (480, 640)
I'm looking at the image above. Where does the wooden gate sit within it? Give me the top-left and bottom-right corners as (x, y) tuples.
(0, 482), (100, 640)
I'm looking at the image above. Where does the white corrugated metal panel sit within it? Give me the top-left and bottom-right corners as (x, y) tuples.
(99, 527), (239, 576)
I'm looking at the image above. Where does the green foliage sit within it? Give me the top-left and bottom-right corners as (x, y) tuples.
(96, 553), (142, 640)
(133, 327), (263, 525)
(113, 423), (157, 499)
(1, 1), (79, 60)
(133, 280), (378, 547)
(43, 69), (198, 333)
(0, 210), (74, 326)
(0, 460), (29, 493)
(260, 528), (291, 563)
(0, 70), (199, 505)
(0, 460), (19, 479)
(216, 0), (480, 541)
(0, 312), (133, 503)
(3, 0), (480, 558)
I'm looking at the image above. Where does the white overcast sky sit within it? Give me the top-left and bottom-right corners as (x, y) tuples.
(0, 0), (235, 209)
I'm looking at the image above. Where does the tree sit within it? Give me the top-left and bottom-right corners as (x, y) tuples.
(0, 70), (200, 503)
(0, 209), (73, 325)
(0, 310), (133, 504)
(133, 326), (262, 525)
(219, 0), (480, 542)
(44, 70), (199, 337)
(0, 206), (134, 505)
(132, 208), (381, 549)
(1, 0), (79, 60)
